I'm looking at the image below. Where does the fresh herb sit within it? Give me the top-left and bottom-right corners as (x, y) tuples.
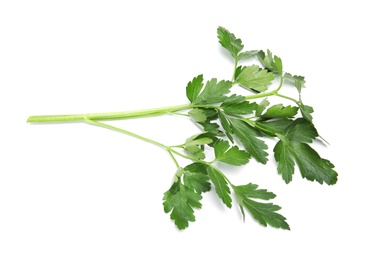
(27, 26), (338, 230)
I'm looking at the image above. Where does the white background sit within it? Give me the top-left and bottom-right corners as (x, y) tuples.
(1, 0), (365, 259)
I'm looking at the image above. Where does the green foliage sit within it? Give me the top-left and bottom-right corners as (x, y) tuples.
(220, 94), (258, 115)
(191, 78), (232, 105)
(186, 74), (204, 103)
(183, 133), (214, 160)
(183, 163), (211, 194)
(207, 166), (232, 208)
(235, 65), (275, 92)
(233, 184), (290, 229)
(284, 73), (306, 93)
(28, 26), (338, 231)
(261, 104), (298, 118)
(258, 50), (283, 74)
(217, 26), (243, 59)
(288, 142), (337, 185)
(273, 140), (295, 183)
(163, 178), (203, 230)
(230, 118), (269, 164)
(213, 139), (250, 166)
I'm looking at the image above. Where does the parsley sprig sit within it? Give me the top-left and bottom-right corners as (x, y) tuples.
(27, 26), (338, 230)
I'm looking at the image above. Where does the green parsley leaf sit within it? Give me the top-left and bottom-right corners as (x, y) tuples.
(235, 183), (276, 200)
(217, 26), (243, 59)
(186, 74), (204, 103)
(207, 166), (232, 208)
(221, 94), (258, 115)
(255, 98), (270, 117)
(274, 133), (338, 185)
(235, 65), (275, 93)
(273, 140), (295, 183)
(189, 108), (218, 123)
(289, 142), (338, 185)
(198, 108), (218, 120)
(255, 118), (294, 136)
(163, 179), (203, 230)
(299, 102), (314, 122)
(184, 145), (205, 160)
(230, 118), (269, 164)
(188, 108), (207, 123)
(184, 133), (213, 160)
(185, 134), (213, 146)
(285, 118), (318, 143)
(284, 73), (306, 93)
(233, 184), (290, 230)
(258, 50), (283, 74)
(193, 78), (232, 105)
(258, 50), (273, 69)
(218, 110), (234, 143)
(272, 55), (283, 75)
(214, 139), (250, 166)
(200, 121), (221, 134)
(273, 118), (334, 184)
(189, 108), (222, 135)
(234, 65), (244, 80)
(261, 104), (298, 118)
(183, 163), (211, 194)
(238, 50), (259, 60)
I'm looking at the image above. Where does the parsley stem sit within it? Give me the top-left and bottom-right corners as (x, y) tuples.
(168, 112), (189, 117)
(276, 74), (284, 92)
(27, 104), (193, 123)
(84, 119), (196, 167)
(84, 119), (166, 149)
(275, 93), (299, 104)
(245, 90), (299, 105)
(245, 90), (277, 100)
(168, 149), (199, 162)
(167, 150), (180, 168)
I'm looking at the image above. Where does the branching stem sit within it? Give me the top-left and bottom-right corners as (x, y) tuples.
(84, 118), (199, 167)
